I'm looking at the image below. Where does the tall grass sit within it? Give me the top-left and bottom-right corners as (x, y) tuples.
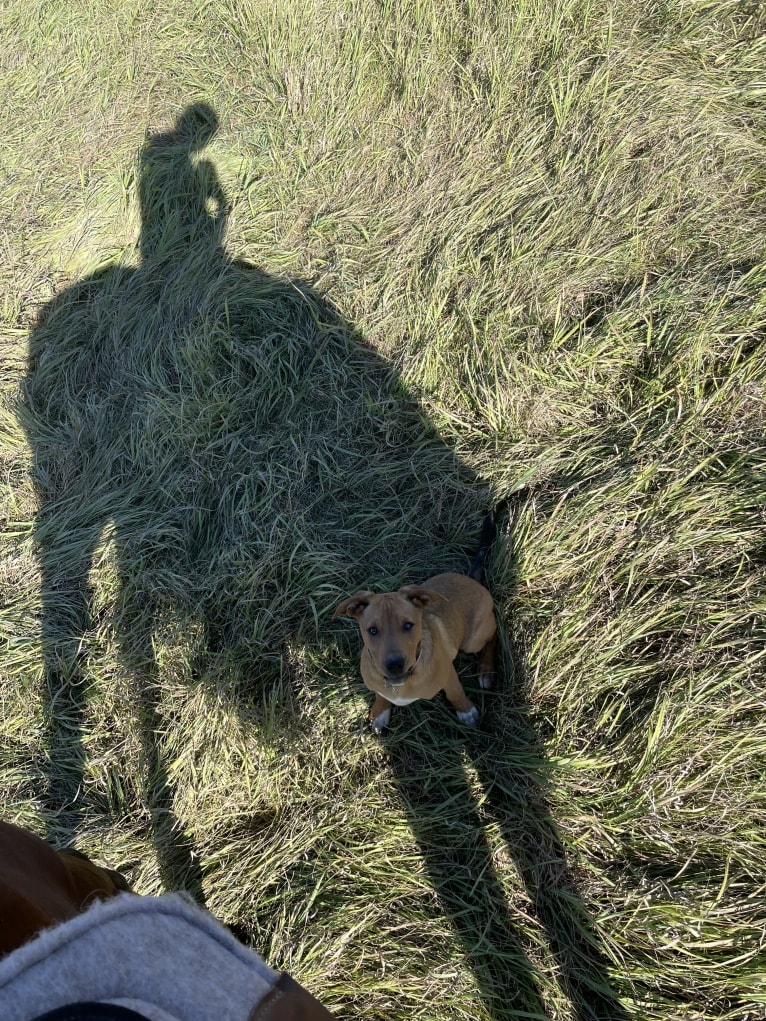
(1, 1), (765, 1018)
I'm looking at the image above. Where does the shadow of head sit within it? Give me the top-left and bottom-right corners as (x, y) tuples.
(137, 101), (226, 263)
(150, 101), (220, 150)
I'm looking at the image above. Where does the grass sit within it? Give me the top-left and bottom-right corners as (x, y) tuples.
(1, 0), (765, 1018)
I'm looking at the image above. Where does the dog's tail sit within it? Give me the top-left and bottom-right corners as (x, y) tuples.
(468, 500), (509, 585)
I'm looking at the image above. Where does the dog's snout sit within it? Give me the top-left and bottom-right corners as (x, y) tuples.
(384, 654), (405, 676)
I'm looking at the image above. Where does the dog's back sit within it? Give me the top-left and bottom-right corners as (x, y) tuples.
(422, 572), (495, 656)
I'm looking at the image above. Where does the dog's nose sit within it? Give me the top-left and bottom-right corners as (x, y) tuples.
(384, 654), (405, 676)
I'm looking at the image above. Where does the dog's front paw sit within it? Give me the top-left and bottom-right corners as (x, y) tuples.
(456, 705), (480, 726)
(370, 707), (392, 733)
(478, 672), (494, 690)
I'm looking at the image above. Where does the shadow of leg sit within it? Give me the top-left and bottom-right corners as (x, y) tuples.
(117, 587), (206, 905)
(139, 677), (207, 905)
(467, 713), (629, 1021)
(38, 522), (99, 842)
(387, 730), (550, 1021)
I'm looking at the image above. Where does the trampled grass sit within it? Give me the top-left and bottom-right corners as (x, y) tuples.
(1, 1), (765, 1018)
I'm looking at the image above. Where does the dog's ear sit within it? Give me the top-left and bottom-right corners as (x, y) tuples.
(334, 591), (375, 619)
(399, 586), (446, 609)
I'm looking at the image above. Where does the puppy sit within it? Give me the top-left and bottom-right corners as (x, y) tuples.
(335, 512), (498, 732)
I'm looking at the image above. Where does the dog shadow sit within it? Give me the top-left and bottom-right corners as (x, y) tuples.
(382, 519), (629, 1021)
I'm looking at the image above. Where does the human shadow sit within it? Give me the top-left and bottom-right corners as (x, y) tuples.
(20, 102), (480, 900)
(383, 506), (629, 1020)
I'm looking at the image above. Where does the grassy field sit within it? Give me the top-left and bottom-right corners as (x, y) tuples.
(1, 1), (765, 1018)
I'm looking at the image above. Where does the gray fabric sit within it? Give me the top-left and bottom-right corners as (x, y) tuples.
(0, 892), (278, 1021)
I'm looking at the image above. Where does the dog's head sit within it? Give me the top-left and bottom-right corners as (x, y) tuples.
(334, 586), (444, 686)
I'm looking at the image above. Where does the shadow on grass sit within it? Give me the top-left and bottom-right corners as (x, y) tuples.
(383, 518), (629, 1021)
(22, 100), (625, 1018)
(21, 102), (480, 896)
(24, 102), (234, 900)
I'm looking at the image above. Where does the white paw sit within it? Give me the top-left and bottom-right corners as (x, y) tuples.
(371, 708), (392, 733)
(478, 673), (494, 690)
(456, 705), (480, 726)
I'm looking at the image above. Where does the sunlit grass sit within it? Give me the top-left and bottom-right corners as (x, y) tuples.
(1, 1), (765, 1018)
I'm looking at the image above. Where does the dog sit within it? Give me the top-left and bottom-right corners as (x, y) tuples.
(334, 510), (500, 732)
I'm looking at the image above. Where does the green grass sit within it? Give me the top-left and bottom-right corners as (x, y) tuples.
(1, 1), (765, 1018)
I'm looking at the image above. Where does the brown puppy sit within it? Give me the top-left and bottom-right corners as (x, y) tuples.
(335, 511), (501, 732)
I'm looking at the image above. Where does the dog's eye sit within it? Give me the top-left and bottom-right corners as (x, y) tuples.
(402, 622), (414, 631)
(367, 626), (378, 636)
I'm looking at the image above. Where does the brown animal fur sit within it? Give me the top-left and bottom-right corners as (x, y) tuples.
(335, 572), (496, 731)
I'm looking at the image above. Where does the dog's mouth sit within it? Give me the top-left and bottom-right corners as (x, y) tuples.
(383, 674), (408, 688)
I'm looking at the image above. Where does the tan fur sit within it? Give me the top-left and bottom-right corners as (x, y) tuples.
(335, 572), (496, 731)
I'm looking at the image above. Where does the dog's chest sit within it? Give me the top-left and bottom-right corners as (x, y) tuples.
(384, 693), (419, 706)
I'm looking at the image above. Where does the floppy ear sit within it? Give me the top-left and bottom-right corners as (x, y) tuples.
(399, 586), (447, 609)
(334, 591), (375, 619)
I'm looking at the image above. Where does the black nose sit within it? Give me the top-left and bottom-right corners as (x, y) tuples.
(384, 655), (405, 676)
